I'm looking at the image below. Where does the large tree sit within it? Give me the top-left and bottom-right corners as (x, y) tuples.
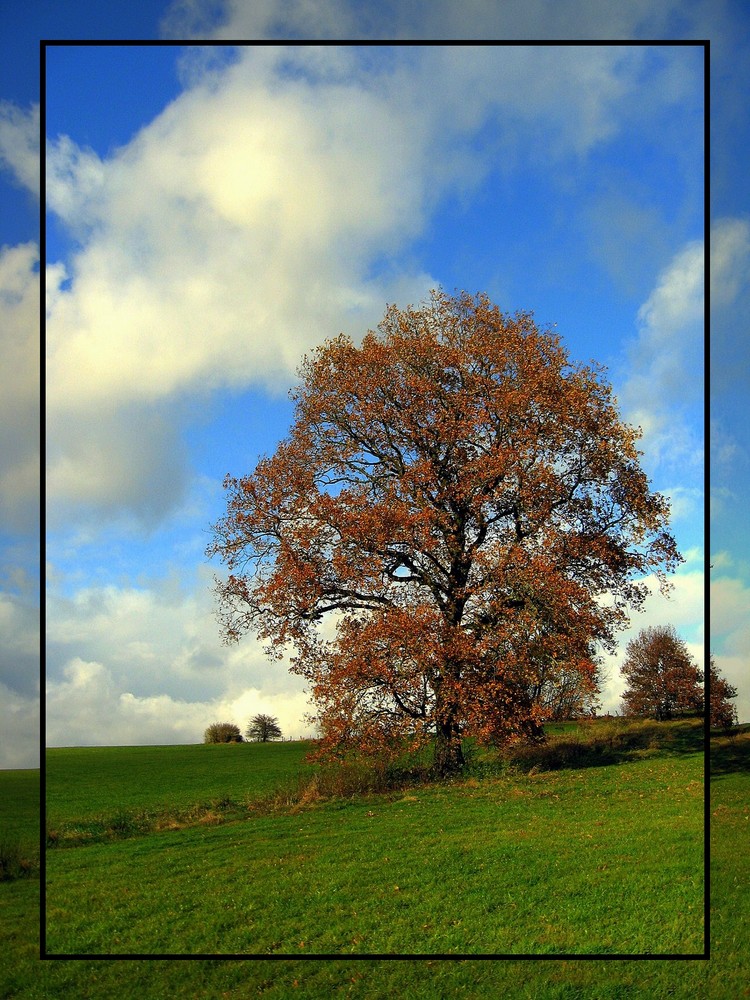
(208, 290), (681, 775)
(620, 625), (703, 721)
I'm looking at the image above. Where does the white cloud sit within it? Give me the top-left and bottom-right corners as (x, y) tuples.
(636, 240), (704, 336)
(0, 242), (40, 534)
(0, 101), (40, 197)
(45, 565), (315, 748)
(45, 50), (441, 414)
(46, 44), (683, 416)
(46, 658), (314, 748)
(617, 238), (704, 473)
(46, 403), (190, 530)
(45, 134), (105, 232)
(45, 43), (701, 529)
(0, 681), (39, 769)
(0, 587), (39, 695)
(710, 575), (750, 724)
(161, 0), (686, 43)
(711, 216), (750, 308)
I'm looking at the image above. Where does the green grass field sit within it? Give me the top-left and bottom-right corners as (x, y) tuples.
(2, 719), (748, 997)
(45, 740), (315, 840)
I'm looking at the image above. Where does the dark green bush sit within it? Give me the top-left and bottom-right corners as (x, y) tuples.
(0, 838), (37, 881)
(203, 722), (243, 744)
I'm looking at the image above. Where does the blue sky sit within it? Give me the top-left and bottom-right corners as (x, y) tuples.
(0, 1), (746, 768)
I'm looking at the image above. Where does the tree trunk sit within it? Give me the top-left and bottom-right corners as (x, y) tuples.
(433, 717), (465, 777)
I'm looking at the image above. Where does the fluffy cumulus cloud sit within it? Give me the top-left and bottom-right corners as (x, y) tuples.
(45, 566), (315, 747)
(0, 242), (40, 533)
(45, 48), (436, 414)
(45, 43), (698, 529)
(0, 585), (40, 768)
(161, 0), (694, 42)
(46, 660), (313, 748)
(0, 101), (40, 197)
(616, 237), (704, 482)
(710, 572), (750, 725)
(45, 44), (660, 411)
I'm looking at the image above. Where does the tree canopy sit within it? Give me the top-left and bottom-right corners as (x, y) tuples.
(708, 656), (739, 729)
(620, 625), (703, 721)
(246, 713), (283, 742)
(208, 290), (681, 775)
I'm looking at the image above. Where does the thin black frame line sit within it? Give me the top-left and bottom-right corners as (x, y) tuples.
(39, 38), (709, 47)
(702, 36), (711, 962)
(40, 35), (709, 964)
(41, 951), (710, 962)
(39, 33), (49, 964)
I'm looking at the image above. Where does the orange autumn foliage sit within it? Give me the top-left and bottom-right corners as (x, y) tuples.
(207, 290), (681, 775)
(620, 625), (703, 721)
(708, 655), (739, 729)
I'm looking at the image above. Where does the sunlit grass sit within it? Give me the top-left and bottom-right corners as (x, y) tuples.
(5, 717), (747, 997)
(45, 740), (314, 825)
(44, 728), (704, 956)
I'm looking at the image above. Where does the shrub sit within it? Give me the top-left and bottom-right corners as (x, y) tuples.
(0, 838), (37, 881)
(203, 722), (243, 744)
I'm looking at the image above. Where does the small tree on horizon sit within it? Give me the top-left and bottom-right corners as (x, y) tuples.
(246, 713), (283, 742)
(204, 721), (243, 744)
(620, 625), (703, 721)
(709, 656), (739, 729)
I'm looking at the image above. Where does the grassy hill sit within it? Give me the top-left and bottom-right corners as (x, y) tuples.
(2, 718), (748, 996)
(46, 739), (315, 834)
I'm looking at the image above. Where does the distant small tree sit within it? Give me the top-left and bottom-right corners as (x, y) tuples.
(709, 656), (739, 729)
(529, 650), (605, 720)
(621, 625), (703, 721)
(204, 721), (243, 744)
(246, 713), (283, 742)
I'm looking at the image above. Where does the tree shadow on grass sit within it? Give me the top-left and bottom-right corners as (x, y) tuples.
(710, 727), (750, 777)
(496, 719), (706, 774)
